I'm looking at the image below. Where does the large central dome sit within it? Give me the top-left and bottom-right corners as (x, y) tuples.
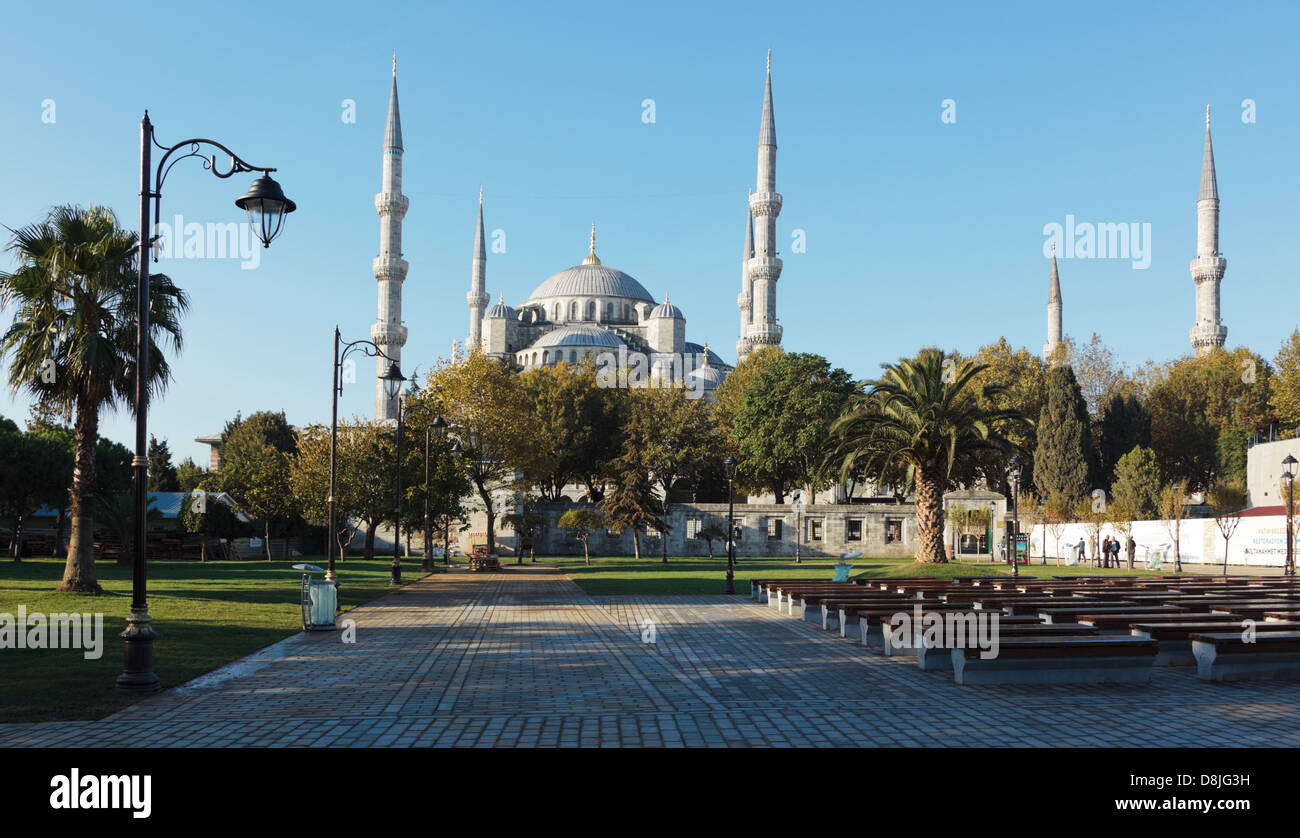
(525, 262), (654, 303)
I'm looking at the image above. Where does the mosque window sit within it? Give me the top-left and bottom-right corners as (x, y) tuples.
(885, 518), (903, 544)
(570, 300), (579, 319)
(686, 517), (702, 539)
(766, 519), (782, 540)
(623, 303), (630, 321)
(808, 519), (823, 542)
(605, 302), (614, 321)
(846, 519), (862, 541)
(586, 300), (596, 320)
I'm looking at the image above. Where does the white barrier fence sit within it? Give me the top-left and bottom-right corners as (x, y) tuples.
(1026, 514), (1298, 568)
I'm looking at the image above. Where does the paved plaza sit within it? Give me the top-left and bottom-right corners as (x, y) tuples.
(2, 566), (1298, 748)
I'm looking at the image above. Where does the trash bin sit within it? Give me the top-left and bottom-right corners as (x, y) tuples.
(292, 563), (337, 631)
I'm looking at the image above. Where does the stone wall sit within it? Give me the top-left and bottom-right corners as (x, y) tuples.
(517, 501), (918, 559)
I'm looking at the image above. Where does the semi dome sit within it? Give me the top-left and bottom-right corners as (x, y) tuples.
(530, 324), (625, 349)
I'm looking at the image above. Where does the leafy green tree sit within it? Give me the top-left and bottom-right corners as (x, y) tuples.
(970, 338), (1047, 495)
(620, 386), (723, 563)
(1069, 333), (1131, 419)
(1110, 445), (1162, 521)
(518, 361), (624, 501)
(0, 205), (188, 591)
(1034, 364), (1096, 503)
(693, 523), (728, 559)
(147, 435), (180, 492)
(214, 410), (297, 560)
(558, 507), (605, 565)
(1097, 393), (1151, 488)
(176, 458), (205, 493)
(600, 467), (662, 560)
(731, 352), (854, 502)
(1270, 329), (1300, 427)
(0, 427), (69, 559)
(712, 345), (782, 437)
(1147, 348), (1274, 492)
(1207, 481), (1246, 574)
(414, 351), (536, 554)
(291, 419), (401, 560)
(828, 349), (1019, 563)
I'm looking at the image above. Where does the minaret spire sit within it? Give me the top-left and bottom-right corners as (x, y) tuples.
(372, 59), (410, 420)
(1043, 239), (1063, 362)
(583, 222), (601, 265)
(467, 188), (489, 351)
(746, 50), (783, 352)
(1190, 104), (1227, 355)
(736, 195), (755, 359)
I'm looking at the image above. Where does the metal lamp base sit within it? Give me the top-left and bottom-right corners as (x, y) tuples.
(116, 608), (161, 693)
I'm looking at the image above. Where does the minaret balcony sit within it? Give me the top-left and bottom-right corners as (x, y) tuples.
(1189, 255), (1226, 277)
(467, 291), (490, 307)
(747, 256), (783, 283)
(374, 193), (410, 217)
(1189, 323), (1227, 347)
(372, 257), (409, 282)
(370, 322), (408, 347)
(749, 192), (783, 217)
(746, 322), (783, 345)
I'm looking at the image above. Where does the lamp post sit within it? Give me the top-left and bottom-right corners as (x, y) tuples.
(1008, 455), (1023, 579)
(723, 455), (738, 595)
(326, 330), (401, 584)
(118, 113), (294, 694)
(1284, 455), (1298, 577)
(386, 363), (408, 586)
(446, 440), (462, 565)
(424, 416), (446, 572)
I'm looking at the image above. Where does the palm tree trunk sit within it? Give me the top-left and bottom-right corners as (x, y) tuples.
(59, 398), (101, 592)
(914, 466), (947, 563)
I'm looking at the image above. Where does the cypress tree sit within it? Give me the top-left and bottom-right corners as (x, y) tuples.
(1034, 365), (1096, 502)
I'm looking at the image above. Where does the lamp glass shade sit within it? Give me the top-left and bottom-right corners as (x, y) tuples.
(235, 175), (296, 247)
(380, 361), (406, 400)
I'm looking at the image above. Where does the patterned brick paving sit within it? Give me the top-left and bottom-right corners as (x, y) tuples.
(2, 565), (1298, 747)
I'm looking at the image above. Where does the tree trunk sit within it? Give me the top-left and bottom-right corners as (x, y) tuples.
(632, 531), (641, 560)
(475, 480), (496, 554)
(59, 397), (101, 593)
(264, 520), (272, 561)
(364, 525), (376, 560)
(583, 539), (590, 566)
(11, 512), (23, 561)
(914, 466), (947, 563)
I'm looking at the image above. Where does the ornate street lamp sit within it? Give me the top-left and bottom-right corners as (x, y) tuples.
(446, 440), (462, 565)
(1284, 455), (1298, 577)
(326, 329), (400, 585)
(1008, 455), (1023, 579)
(384, 363), (407, 586)
(118, 113), (295, 694)
(723, 455), (738, 595)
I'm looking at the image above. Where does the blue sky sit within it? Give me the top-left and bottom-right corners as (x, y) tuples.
(1, 0), (1297, 465)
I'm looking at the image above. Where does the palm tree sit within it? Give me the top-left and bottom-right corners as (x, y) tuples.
(828, 350), (1021, 563)
(0, 205), (188, 592)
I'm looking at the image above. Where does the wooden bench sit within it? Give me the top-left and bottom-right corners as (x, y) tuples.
(751, 578), (829, 601)
(912, 625), (1100, 671)
(1077, 612), (1243, 635)
(850, 604), (986, 647)
(1131, 621), (1300, 666)
(1190, 631), (1300, 681)
(950, 636), (1158, 685)
(1037, 604), (1185, 623)
(815, 596), (913, 630)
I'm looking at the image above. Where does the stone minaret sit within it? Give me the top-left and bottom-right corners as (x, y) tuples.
(1189, 105), (1227, 355)
(745, 50), (783, 351)
(372, 55), (409, 420)
(736, 197), (754, 359)
(467, 188), (489, 351)
(1043, 240), (1063, 362)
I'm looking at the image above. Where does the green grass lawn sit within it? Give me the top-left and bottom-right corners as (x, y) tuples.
(0, 556), (429, 723)
(528, 554), (1161, 596)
